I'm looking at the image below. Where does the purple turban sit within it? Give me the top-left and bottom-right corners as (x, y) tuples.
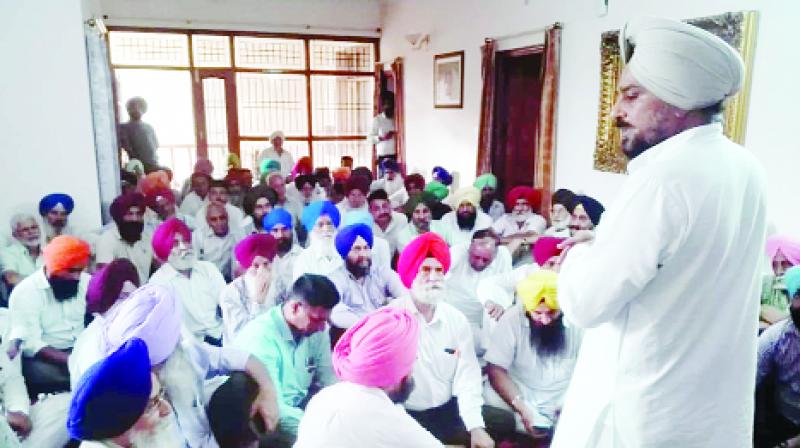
(335, 224), (373, 259)
(68, 338), (152, 440)
(101, 284), (182, 366)
(109, 193), (145, 226)
(235, 234), (278, 269)
(86, 259), (141, 315)
(333, 308), (419, 388)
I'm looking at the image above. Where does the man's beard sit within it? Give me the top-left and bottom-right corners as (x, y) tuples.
(168, 251), (196, 271)
(128, 414), (183, 448)
(387, 376), (415, 404)
(49, 218), (67, 230)
(19, 236), (40, 248)
(244, 269), (270, 304)
(413, 220), (430, 233)
(529, 316), (566, 357)
(456, 212), (477, 230)
(479, 196), (493, 212)
(616, 117), (673, 160)
(276, 237), (293, 254)
(513, 212), (531, 224)
(212, 226), (229, 238)
(791, 306), (800, 331)
(118, 221), (144, 244)
(412, 279), (445, 304)
(345, 258), (371, 278)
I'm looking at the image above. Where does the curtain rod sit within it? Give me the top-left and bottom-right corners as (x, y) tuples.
(489, 22), (560, 42)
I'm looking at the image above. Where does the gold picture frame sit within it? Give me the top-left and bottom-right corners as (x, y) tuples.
(593, 11), (759, 174)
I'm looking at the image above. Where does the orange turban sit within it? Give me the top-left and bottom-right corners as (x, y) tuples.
(44, 235), (91, 274)
(138, 171), (171, 196)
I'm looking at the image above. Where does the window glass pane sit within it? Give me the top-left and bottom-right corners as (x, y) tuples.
(202, 78), (230, 179)
(192, 35), (231, 67)
(115, 69), (196, 188)
(311, 75), (374, 136)
(109, 31), (189, 67)
(310, 40), (374, 72)
(234, 37), (305, 70)
(236, 73), (308, 137)
(312, 140), (371, 170)
(240, 140), (310, 177)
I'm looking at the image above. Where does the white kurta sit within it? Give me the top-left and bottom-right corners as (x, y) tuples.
(367, 112), (396, 157)
(148, 261), (226, 341)
(438, 210), (494, 247)
(95, 224), (153, 283)
(491, 213), (547, 238)
(552, 124), (768, 447)
(0, 240), (42, 279)
(372, 212), (408, 256)
(257, 146), (295, 178)
(296, 382), (443, 448)
(444, 243), (512, 329)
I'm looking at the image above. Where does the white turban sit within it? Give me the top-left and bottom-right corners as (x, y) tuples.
(270, 130), (285, 142)
(620, 17), (744, 110)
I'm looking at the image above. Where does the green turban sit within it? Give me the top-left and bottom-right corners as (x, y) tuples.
(474, 173), (497, 190)
(424, 181), (449, 201)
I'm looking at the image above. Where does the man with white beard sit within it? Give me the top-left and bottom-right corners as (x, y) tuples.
(148, 218), (226, 346)
(389, 233), (494, 448)
(492, 186), (546, 264)
(221, 234), (279, 343)
(90, 283), (280, 447)
(292, 200), (342, 281)
(2, 213), (44, 291)
(38, 193), (76, 243)
(67, 338), (179, 448)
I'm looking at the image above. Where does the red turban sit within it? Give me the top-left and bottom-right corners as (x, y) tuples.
(292, 157), (313, 177)
(506, 186), (542, 213)
(333, 308), (419, 388)
(44, 235), (91, 274)
(144, 188), (175, 211)
(345, 175), (370, 195)
(151, 218), (191, 260)
(532, 237), (565, 266)
(234, 234), (278, 269)
(404, 173), (425, 192)
(138, 171), (170, 196)
(110, 193), (145, 225)
(397, 232), (451, 288)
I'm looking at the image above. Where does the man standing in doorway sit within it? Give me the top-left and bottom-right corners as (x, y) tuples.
(552, 17), (767, 447)
(118, 96), (160, 173)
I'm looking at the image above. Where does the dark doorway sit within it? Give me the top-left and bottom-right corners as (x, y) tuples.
(490, 47), (544, 203)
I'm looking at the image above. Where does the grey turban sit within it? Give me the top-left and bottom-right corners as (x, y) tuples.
(620, 17), (745, 110)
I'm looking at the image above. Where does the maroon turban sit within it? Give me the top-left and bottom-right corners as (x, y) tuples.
(234, 234), (278, 269)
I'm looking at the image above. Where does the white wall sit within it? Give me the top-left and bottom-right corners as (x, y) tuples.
(93, 0), (381, 36)
(0, 0), (101, 237)
(381, 0), (800, 235)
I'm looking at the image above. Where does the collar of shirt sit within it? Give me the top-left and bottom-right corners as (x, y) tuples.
(627, 123), (723, 174)
(31, 268), (51, 290)
(397, 295), (445, 327)
(269, 305), (296, 343)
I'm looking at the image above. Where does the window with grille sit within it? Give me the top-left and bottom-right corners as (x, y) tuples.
(108, 29), (378, 185)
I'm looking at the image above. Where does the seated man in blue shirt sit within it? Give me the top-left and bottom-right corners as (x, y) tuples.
(756, 265), (800, 447)
(234, 274), (339, 447)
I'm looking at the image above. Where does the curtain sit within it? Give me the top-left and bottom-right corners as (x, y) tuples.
(391, 57), (406, 168)
(476, 39), (497, 175)
(85, 23), (120, 224)
(535, 23), (561, 216)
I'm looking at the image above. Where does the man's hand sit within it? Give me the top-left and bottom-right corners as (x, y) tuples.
(250, 389), (279, 433)
(6, 339), (22, 360)
(6, 411), (32, 439)
(484, 300), (505, 321)
(381, 131), (396, 141)
(557, 230), (595, 251)
(470, 427), (495, 448)
(517, 405), (537, 437)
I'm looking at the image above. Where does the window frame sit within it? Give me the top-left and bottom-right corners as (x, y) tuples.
(107, 26), (380, 168)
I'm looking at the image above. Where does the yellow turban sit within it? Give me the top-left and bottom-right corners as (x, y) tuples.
(517, 270), (559, 312)
(449, 186), (480, 209)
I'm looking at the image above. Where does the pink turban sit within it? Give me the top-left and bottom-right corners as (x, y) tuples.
(151, 218), (191, 260)
(397, 232), (451, 288)
(102, 284), (182, 366)
(766, 235), (800, 266)
(234, 234), (278, 269)
(44, 235), (91, 274)
(333, 308), (419, 388)
(532, 237), (565, 266)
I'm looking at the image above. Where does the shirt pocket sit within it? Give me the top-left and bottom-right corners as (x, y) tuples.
(429, 343), (460, 383)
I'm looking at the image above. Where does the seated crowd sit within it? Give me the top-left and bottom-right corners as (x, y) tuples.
(0, 148), (791, 448)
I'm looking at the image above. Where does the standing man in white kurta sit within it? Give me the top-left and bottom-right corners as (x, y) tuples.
(551, 17), (767, 448)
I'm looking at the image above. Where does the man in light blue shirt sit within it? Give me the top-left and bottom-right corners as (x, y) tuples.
(234, 274), (339, 447)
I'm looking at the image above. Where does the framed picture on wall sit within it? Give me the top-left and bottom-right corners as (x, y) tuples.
(434, 51), (464, 108)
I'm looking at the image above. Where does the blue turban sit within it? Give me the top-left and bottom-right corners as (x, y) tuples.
(785, 266), (800, 298)
(302, 200), (341, 233)
(262, 208), (293, 231)
(335, 224), (374, 259)
(571, 195), (605, 226)
(68, 338), (152, 441)
(342, 210), (374, 227)
(432, 166), (452, 186)
(39, 193), (74, 215)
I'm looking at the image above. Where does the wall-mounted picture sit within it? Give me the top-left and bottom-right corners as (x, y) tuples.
(434, 51), (464, 108)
